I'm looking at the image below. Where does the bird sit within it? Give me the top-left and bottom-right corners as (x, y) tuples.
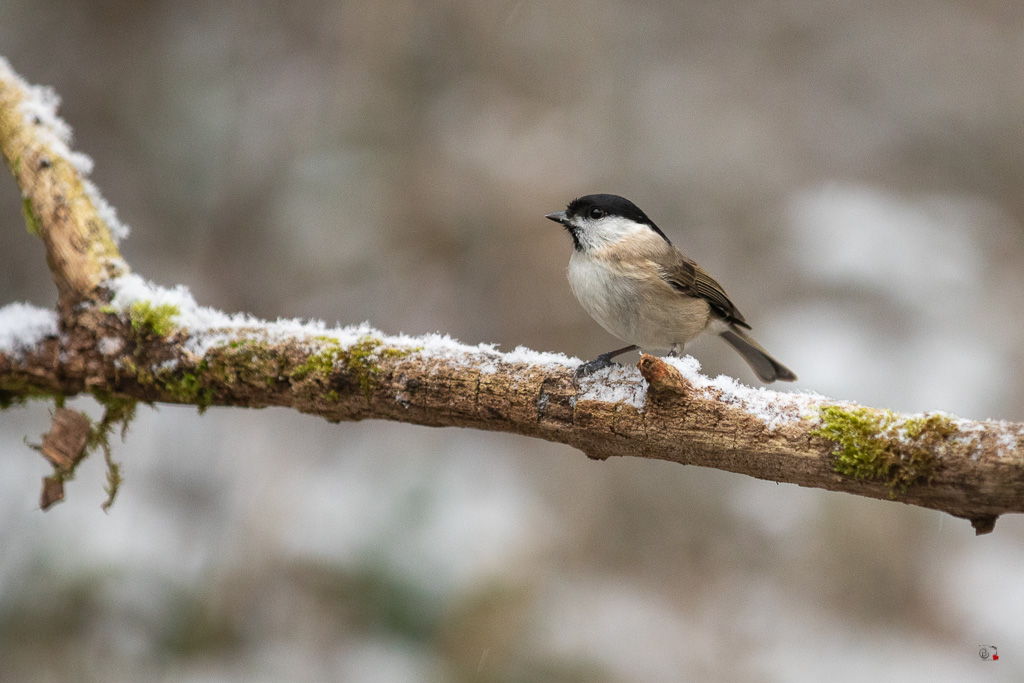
(545, 194), (796, 383)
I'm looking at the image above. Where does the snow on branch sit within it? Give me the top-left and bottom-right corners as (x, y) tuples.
(0, 56), (1022, 533)
(0, 57), (127, 311)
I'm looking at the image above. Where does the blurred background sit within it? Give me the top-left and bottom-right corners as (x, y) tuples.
(2, 1), (1024, 681)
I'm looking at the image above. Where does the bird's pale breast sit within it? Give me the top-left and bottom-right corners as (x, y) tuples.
(568, 246), (712, 351)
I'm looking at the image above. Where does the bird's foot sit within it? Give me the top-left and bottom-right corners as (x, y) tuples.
(574, 353), (618, 380)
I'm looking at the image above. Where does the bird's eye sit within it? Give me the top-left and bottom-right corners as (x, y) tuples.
(589, 207), (604, 219)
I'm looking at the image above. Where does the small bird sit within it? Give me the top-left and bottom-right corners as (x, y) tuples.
(546, 194), (796, 383)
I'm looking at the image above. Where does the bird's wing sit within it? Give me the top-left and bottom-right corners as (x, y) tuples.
(658, 254), (751, 329)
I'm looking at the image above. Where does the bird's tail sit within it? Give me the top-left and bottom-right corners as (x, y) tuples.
(719, 326), (797, 383)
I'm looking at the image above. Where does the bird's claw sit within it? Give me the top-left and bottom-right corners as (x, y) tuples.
(574, 355), (617, 381)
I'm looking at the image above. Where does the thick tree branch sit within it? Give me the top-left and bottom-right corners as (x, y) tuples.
(1, 57), (1022, 533)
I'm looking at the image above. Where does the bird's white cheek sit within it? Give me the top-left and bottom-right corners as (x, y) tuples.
(577, 216), (650, 250)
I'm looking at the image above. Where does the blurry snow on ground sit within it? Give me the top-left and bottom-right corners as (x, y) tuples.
(784, 184), (1020, 419)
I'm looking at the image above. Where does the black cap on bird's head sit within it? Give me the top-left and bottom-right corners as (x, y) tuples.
(546, 194), (670, 250)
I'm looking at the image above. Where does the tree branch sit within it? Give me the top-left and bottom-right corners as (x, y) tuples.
(0, 57), (1021, 533)
(0, 59), (125, 313)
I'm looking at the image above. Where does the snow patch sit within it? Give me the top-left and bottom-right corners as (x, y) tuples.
(501, 345), (578, 370)
(103, 274), (577, 371)
(0, 303), (58, 358)
(955, 418), (1024, 459)
(97, 337), (124, 356)
(82, 179), (129, 241)
(662, 355), (826, 431)
(157, 358), (180, 373)
(0, 57), (129, 242)
(997, 430), (1021, 452)
(577, 364), (647, 409)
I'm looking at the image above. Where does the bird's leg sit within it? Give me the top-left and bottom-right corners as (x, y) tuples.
(668, 343), (681, 358)
(575, 344), (639, 379)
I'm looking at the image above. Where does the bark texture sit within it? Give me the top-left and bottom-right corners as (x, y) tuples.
(0, 60), (124, 312)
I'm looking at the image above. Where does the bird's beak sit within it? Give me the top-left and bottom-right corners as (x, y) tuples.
(545, 211), (568, 225)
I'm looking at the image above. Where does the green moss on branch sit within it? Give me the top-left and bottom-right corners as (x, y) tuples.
(812, 406), (957, 498)
(129, 301), (179, 337)
(22, 196), (39, 236)
(291, 336), (415, 399)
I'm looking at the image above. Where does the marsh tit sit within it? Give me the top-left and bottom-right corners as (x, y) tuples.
(546, 194), (796, 383)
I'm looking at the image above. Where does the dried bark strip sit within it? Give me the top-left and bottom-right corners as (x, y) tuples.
(39, 407), (91, 470)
